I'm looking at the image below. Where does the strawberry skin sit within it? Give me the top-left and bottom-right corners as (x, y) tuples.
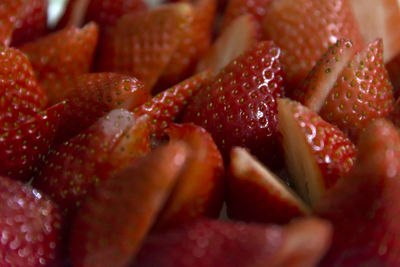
(183, 41), (285, 168)
(69, 142), (189, 267)
(315, 119), (400, 266)
(20, 23), (99, 104)
(0, 176), (63, 266)
(135, 218), (332, 267)
(262, 0), (364, 94)
(0, 0), (23, 46)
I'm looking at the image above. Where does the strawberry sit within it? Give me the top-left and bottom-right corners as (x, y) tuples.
(227, 147), (310, 224)
(69, 142), (189, 267)
(278, 98), (356, 206)
(315, 119), (400, 266)
(155, 123), (224, 229)
(0, 46), (48, 134)
(0, 101), (65, 182)
(0, 0), (23, 46)
(11, 0), (47, 46)
(0, 176), (63, 266)
(389, 97), (400, 128)
(318, 39), (394, 141)
(135, 218), (332, 267)
(35, 109), (150, 218)
(386, 52), (400, 99)
(183, 41), (285, 168)
(133, 71), (212, 145)
(262, 0), (364, 94)
(349, 0), (400, 62)
(97, 3), (193, 91)
(19, 22), (99, 104)
(196, 14), (258, 74)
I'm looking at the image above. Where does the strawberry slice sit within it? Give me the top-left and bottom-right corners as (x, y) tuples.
(227, 147), (310, 224)
(20, 22), (99, 104)
(134, 71), (212, 145)
(0, 0), (23, 46)
(318, 39), (394, 141)
(0, 176), (63, 266)
(262, 0), (364, 94)
(0, 46), (48, 133)
(69, 142), (189, 267)
(278, 98), (356, 206)
(98, 3), (193, 91)
(35, 109), (150, 217)
(135, 218), (332, 267)
(0, 101), (65, 182)
(183, 41), (285, 169)
(155, 123), (224, 229)
(196, 14), (258, 73)
(315, 119), (400, 266)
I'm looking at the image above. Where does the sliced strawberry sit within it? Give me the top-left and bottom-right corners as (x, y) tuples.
(98, 3), (193, 91)
(318, 39), (394, 141)
(0, 101), (65, 182)
(0, 176), (64, 266)
(196, 14), (258, 74)
(278, 98), (356, 206)
(35, 109), (149, 217)
(20, 22), (99, 104)
(227, 147), (310, 224)
(315, 119), (400, 266)
(349, 0), (400, 62)
(69, 142), (189, 267)
(155, 123), (224, 229)
(0, 0), (23, 46)
(135, 218), (332, 267)
(134, 71), (212, 145)
(57, 72), (149, 142)
(0, 46), (48, 133)
(262, 0), (364, 94)
(183, 41), (285, 169)
(11, 0), (47, 46)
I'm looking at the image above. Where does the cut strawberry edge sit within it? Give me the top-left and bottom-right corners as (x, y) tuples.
(277, 98), (326, 206)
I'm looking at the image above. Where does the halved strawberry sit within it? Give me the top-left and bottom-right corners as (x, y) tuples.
(0, 101), (65, 182)
(227, 147), (310, 224)
(35, 109), (150, 217)
(135, 218), (332, 267)
(69, 142), (189, 267)
(349, 0), (400, 62)
(155, 123), (224, 229)
(278, 98), (356, 206)
(0, 46), (48, 133)
(315, 119), (400, 266)
(0, 0), (23, 46)
(0, 176), (64, 266)
(98, 3), (193, 91)
(183, 41), (285, 169)
(262, 0), (364, 94)
(20, 22), (99, 104)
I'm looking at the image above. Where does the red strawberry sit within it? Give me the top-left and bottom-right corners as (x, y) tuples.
(11, 0), (47, 46)
(20, 22), (99, 104)
(227, 147), (310, 224)
(183, 41), (285, 169)
(349, 0), (400, 62)
(69, 142), (189, 267)
(315, 119), (400, 266)
(134, 71), (212, 145)
(278, 98), (356, 206)
(262, 0), (364, 94)
(98, 3), (193, 91)
(0, 0), (23, 46)
(318, 39), (394, 141)
(135, 218), (332, 267)
(0, 46), (48, 134)
(0, 176), (63, 266)
(0, 101), (65, 182)
(196, 14), (258, 73)
(35, 109), (150, 217)
(155, 123), (224, 229)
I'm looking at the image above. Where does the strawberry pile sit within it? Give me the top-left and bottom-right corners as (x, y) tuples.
(1, 0), (400, 266)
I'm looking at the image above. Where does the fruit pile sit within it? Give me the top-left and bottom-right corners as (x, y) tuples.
(1, 0), (400, 266)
